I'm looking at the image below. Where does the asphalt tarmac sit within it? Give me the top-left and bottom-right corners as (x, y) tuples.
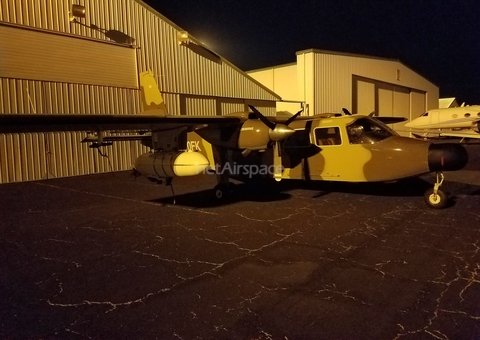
(1, 145), (480, 339)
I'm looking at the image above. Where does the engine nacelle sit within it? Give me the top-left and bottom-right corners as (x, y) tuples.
(134, 151), (210, 179)
(237, 119), (271, 150)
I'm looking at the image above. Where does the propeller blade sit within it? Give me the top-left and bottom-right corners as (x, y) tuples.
(273, 141), (282, 182)
(241, 149), (251, 157)
(303, 157), (311, 181)
(248, 105), (276, 130)
(284, 109), (303, 126)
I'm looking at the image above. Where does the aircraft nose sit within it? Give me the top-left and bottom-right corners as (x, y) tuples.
(428, 143), (468, 171)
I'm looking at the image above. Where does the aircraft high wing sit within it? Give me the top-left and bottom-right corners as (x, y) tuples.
(0, 113), (241, 134)
(0, 71), (470, 209)
(405, 105), (480, 139)
(0, 109), (305, 178)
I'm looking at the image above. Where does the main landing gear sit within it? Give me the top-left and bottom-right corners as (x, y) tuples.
(212, 149), (236, 201)
(213, 182), (236, 200)
(424, 172), (448, 209)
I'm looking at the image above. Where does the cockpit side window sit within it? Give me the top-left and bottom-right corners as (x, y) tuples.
(347, 118), (394, 144)
(421, 112), (429, 117)
(315, 127), (342, 146)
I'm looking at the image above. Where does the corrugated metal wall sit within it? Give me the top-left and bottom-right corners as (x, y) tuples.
(250, 50), (439, 123)
(0, 24), (138, 88)
(0, 77), (146, 183)
(310, 51), (438, 115)
(0, 0), (280, 183)
(0, 0), (280, 104)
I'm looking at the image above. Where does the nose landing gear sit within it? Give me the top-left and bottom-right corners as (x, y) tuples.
(424, 172), (448, 209)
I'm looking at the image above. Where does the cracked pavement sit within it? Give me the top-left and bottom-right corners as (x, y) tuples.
(1, 146), (480, 339)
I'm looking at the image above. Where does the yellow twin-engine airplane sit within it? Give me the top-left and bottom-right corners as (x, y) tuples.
(0, 71), (469, 209)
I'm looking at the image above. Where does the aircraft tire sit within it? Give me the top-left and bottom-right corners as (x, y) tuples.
(213, 184), (226, 200)
(423, 188), (448, 209)
(213, 183), (235, 200)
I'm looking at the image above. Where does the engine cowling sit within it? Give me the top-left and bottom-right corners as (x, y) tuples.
(237, 119), (271, 150)
(134, 151), (210, 179)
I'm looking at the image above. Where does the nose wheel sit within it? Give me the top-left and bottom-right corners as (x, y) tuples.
(424, 172), (448, 209)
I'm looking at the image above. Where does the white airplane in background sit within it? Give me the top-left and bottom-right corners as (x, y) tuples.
(405, 105), (480, 140)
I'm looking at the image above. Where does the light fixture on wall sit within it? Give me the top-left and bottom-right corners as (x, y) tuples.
(68, 3), (135, 46)
(176, 30), (221, 63)
(177, 31), (190, 45)
(69, 4), (86, 22)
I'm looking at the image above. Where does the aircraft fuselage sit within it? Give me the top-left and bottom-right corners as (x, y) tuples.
(187, 115), (468, 183)
(405, 106), (480, 130)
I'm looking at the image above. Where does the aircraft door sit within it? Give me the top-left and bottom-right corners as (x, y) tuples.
(310, 126), (371, 181)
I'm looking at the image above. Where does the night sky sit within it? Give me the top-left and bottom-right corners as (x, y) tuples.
(144, 0), (480, 105)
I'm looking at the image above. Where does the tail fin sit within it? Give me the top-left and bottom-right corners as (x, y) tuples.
(139, 70), (168, 115)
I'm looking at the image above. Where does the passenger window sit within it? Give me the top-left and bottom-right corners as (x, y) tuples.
(315, 127), (341, 146)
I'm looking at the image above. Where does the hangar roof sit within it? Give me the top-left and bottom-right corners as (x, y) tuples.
(134, 0), (281, 100)
(296, 48), (400, 63)
(295, 48), (436, 85)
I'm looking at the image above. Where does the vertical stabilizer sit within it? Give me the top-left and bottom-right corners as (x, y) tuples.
(139, 70), (168, 115)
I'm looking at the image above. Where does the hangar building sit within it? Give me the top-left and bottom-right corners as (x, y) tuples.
(248, 49), (439, 134)
(0, 0), (280, 183)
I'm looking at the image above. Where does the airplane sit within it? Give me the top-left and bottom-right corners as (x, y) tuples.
(0, 71), (469, 209)
(404, 105), (480, 140)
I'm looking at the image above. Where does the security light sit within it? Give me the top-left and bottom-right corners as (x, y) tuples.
(70, 4), (86, 21)
(177, 31), (190, 45)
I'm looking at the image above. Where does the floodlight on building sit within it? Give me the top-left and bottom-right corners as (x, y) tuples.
(69, 4), (86, 21)
(177, 31), (190, 45)
(176, 30), (221, 62)
(67, 3), (135, 46)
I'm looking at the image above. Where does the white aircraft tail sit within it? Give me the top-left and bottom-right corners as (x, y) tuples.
(139, 70), (168, 116)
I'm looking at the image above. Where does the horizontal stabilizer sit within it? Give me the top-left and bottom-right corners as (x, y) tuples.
(440, 131), (480, 139)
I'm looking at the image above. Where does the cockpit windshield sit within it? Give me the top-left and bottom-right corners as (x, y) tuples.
(347, 117), (397, 144)
(420, 111), (429, 117)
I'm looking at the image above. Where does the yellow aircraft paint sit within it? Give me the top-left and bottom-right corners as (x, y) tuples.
(185, 114), (432, 183)
(138, 70), (433, 184)
(139, 70), (168, 115)
(187, 131), (216, 169)
(281, 117), (371, 181)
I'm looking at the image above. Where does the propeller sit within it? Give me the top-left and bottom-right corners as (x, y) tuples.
(302, 120), (313, 181)
(284, 109), (303, 126)
(247, 105), (302, 181)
